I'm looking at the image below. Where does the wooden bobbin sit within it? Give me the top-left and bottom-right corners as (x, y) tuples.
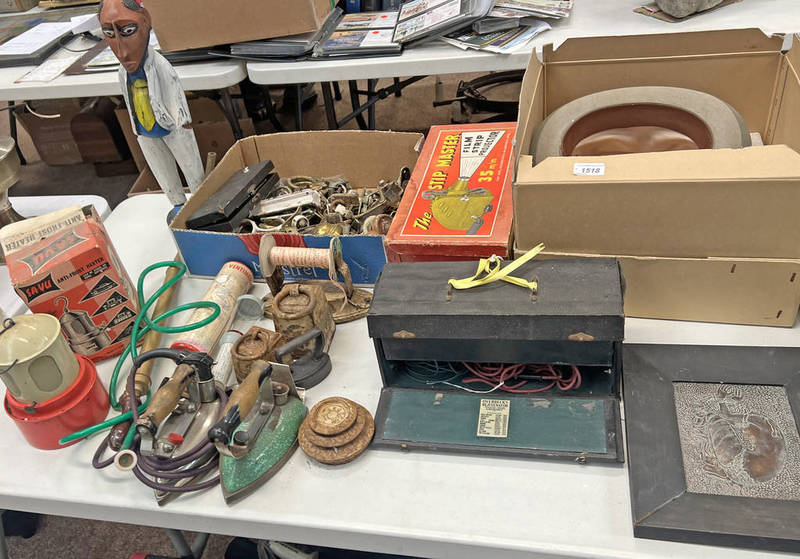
(259, 235), (338, 280)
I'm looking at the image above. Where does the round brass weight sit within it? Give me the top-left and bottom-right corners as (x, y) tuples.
(307, 397), (357, 435)
(299, 400), (374, 465)
(300, 407), (367, 448)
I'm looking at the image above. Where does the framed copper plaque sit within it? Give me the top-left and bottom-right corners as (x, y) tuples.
(623, 344), (800, 552)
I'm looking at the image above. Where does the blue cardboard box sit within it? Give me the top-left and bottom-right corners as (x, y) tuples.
(170, 130), (423, 284)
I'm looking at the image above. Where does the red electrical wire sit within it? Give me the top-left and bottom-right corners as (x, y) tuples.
(462, 363), (582, 394)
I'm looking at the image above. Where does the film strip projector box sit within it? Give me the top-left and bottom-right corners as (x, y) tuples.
(386, 123), (515, 262)
(2, 206), (137, 361)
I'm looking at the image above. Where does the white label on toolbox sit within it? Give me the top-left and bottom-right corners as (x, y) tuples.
(573, 162), (605, 176)
(477, 398), (510, 438)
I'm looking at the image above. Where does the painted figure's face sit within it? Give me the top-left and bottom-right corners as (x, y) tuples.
(99, 0), (151, 74)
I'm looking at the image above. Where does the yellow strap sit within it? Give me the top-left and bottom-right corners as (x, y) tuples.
(448, 243), (545, 291)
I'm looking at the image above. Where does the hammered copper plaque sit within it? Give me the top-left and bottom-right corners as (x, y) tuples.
(673, 382), (800, 501)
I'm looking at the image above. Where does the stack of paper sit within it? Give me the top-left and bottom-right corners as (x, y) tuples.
(441, 18), (550, 53)
(490, 0), (573, 19)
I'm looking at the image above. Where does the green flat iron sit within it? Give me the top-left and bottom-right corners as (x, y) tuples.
(209, 336), (317, 504)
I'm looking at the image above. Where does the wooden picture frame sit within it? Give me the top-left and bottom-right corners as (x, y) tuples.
(623, 344), (800, 553)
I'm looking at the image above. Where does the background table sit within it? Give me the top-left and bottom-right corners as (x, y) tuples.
(246, 0), (800, 129)
(0, 37), (248, 150)
(0, 57), (246, 102)
(0, 193), (798, 559)
(247, 0), (800, 84)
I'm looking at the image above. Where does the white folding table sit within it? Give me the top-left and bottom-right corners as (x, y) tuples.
(246, 0), (800, 129)
(0, 193), (797, 559)
(0, 36), (247, 157)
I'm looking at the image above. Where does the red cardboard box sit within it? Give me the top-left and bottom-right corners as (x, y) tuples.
(386, 123), (515, 261)
(2, 206), (137, 361)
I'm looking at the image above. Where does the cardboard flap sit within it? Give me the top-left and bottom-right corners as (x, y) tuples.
(542, 28), (783, 63)
(769, 35), (800, 153)
(788, 33), (800, 74)
(517, 145), (800, 184)
(250, 131), (421, 189)
(515, 53), (544, 174)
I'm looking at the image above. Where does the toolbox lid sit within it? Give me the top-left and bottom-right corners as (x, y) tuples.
(368, 258), (624, 342)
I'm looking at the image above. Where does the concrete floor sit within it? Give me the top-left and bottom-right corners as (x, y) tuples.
(1, 72), (511, 558)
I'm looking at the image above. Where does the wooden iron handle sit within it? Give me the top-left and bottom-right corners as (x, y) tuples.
(136, 363), (195, 433)
(208, 361), (271, 446)
(224, 360), (270, 418)
(133, 262), (182, 397)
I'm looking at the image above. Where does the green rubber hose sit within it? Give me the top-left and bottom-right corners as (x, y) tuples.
(59, 260), (221, 446)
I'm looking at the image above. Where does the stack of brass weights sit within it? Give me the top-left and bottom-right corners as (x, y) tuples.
(298, 397), (374, 465)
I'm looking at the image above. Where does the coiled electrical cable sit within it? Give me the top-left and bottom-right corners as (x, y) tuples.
(404, 361), (582, 394)
(91, 362), (228, 494)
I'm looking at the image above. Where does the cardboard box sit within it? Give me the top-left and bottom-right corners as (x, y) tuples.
(116, 100), (255, 177)
(0, 0), (38, 12)
(170, 131), (423, 284)
(16, 100), (83, 166)
(2, 206), (138, 361)
(72, 97), (130, 164)
(386, 123), (515, 262)
(513, 29), (800, 326)
(146, 0), (333, 52)
(127, 166), (177, 196)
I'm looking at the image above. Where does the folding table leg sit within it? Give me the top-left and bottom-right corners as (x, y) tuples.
(348, 80), (369, 130)
(321, 82), (339, 129)
(7, 102), (25, 166)
(294, 84), (303, 131)
(367, 79), (377, 130)
(0, 510), (8, 559)
(163, 528), (193, 558)
(218, 89), (243, 140)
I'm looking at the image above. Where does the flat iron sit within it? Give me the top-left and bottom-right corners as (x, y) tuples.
(209, 332), (330, 503)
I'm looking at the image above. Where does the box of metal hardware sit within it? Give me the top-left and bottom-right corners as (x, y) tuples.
(170, 130), (423, 284)
(367, 253), (625, 463)
(386, 122), (515, 262)
(1, 205), (137, 361)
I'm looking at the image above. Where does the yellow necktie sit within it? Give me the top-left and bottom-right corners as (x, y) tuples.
(132, 78), (156, 132)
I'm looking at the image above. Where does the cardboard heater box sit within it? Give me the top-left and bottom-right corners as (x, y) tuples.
(3, 206), (138, 362)
(146, 0), (332, 52)
(170, 131), (423, 284)
(514, 29), (800, 327)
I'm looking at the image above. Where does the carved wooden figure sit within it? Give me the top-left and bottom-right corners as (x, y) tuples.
(99, 0), (204, 207)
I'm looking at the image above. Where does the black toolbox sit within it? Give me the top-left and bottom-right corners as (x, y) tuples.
(367, 257), (625, 462)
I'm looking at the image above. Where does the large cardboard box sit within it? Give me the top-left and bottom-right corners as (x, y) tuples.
(16, 100), (83, 166)
(170, 131), (423, 284)
(513, 29), (800, 326)
(146, 0), (333, 52)
(0, 0), (37, 12)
